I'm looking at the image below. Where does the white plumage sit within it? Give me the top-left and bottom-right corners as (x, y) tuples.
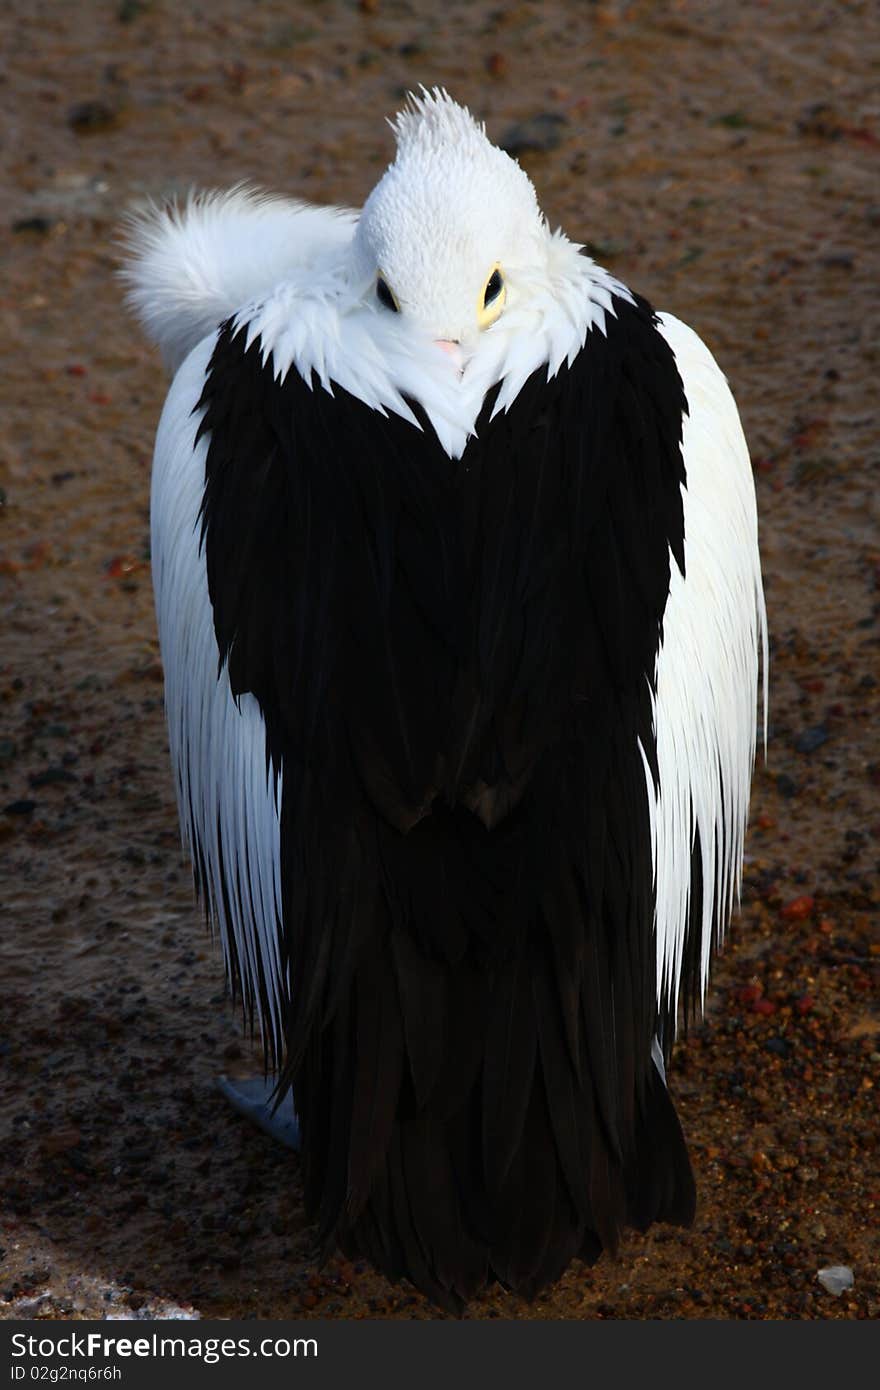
(649, 312), (768, 1014)
(149, 345), (286, 1055)
(125, 88), (767, 1308)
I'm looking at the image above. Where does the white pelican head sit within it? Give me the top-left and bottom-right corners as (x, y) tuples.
(352, 89), (550, 353)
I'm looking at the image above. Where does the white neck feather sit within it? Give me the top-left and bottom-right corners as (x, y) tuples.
(240, 230), (632, 459)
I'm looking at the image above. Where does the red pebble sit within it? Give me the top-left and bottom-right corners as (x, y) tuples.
(66, 364), (87, 377)
(105, 556), (138, 579)
(780, 895), (815, 920)
(796, 995), (813, 1014)
(752, 998), (778, 1016)
(737, 983), (763, 1005)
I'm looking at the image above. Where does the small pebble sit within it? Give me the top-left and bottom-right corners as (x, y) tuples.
(780, 895), (815, 921)
(794, 723), (829, 754)
(29, 767), (78, 788)
(12, 216), (55, 235)
(68, 101), (122, 135)
(501, 113), (569, 156)
(817, 1265), (854, 1296)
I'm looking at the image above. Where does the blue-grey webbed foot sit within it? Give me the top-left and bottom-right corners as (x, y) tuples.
(217, 1074), (301, 1150)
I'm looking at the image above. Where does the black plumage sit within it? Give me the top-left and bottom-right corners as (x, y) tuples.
(193, 290), (696, 1310)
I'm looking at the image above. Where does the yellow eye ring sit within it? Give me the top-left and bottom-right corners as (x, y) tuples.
(477, 264), (506, 329)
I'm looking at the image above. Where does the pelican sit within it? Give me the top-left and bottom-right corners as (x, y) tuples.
(123, 89), (767, 1310)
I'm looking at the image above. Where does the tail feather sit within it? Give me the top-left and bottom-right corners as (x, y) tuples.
(292, 835), (697, 1308)
(625, 1055), (697, 1232)
(120, 186), (357, 372)
(283, 742), (696, 1308)
(482, 951), (538, 1191)
(346, 950), (405, 1217)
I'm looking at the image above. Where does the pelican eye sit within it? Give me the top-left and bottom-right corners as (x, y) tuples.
(477, 265), (507, 329)
(376, 274), (399, 313)
(483, 270), (503, 307)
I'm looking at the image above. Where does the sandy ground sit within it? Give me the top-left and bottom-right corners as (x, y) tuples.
(0, 0), (877, 1321)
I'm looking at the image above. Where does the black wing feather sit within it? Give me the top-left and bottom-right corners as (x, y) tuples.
(194, 291), (695, 1307)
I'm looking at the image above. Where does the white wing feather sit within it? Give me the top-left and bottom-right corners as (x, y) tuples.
(151, 335), (286, 1052)
(647, 313), (768, 1022)
(121, 187), (358, 374)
